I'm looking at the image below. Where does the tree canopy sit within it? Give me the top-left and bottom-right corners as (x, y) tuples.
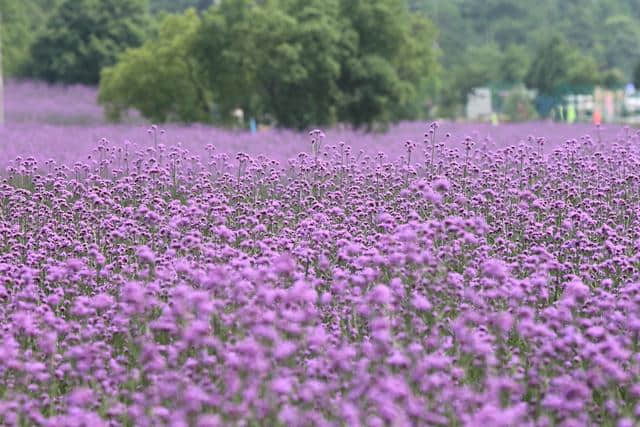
(149, 0), (214, 13)
(412, 0), (640, 77)
(410, 0), (640, 116)
(5, 0), (639, 123)
(524, 35), (600, 95)
(0, 0), (60, 76)
(99, 9), (209, 123)
(100, 0), (439, 129)
(26, 0), (149, 85)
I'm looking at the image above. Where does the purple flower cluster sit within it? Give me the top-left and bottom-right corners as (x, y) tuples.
(2, 122), (640, 426)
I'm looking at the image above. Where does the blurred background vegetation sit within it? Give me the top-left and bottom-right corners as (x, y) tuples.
(1, 0), (640, 129)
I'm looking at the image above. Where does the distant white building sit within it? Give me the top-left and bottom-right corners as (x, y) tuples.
(466, 87), (492, 120)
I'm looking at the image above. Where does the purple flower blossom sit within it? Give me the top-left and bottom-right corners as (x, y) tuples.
(0, 86), (637, 425)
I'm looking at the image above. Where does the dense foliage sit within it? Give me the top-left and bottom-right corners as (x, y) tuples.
(193, 0), (347, 128)
(410, 0), (640, 115)
(99, 10), (209, 123)
(525, 35), (599, 95)
(99, 0), (439, 129)
(411, 0), (640, 75)
(4, 0), (639, 122)
(24, 0), (149, 85)
(523, 34), (603, 117)
(149, 0), (214, 13)
(0, 0), (60, 75)
(2, 119), (640, 424)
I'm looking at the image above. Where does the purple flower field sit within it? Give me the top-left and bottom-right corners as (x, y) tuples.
(2, 81), (640, 426)
(4, 80), (142, 126)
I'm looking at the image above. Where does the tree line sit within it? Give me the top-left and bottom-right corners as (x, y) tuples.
(1, 0), (640, 128)
(99, 0), (439, 129)
(410, 0), (640, 116)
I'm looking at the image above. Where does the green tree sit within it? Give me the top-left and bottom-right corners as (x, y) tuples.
(600, 15), (640, 76)
(194, 0), (438, 129)
(194, 0), (258, 125)
(409, 0), (471, 69)
(411, 0), (640, 85)
(552, 1), (599, 54)
(600, 68), (625, 89)
(196, 0), (348, 129)
(0, 0), (31, 76)
(566, 54), (600, 89)
(500, 44), (530, 84)
(27, 0), (149, 84)
(459, 0), (532, 47)
(436, 42), (530, 118)
(99, 9), (210, 123)
(633, 61), (640, 89)
(255, 0), (346, 129)
(525, 35), (571, 95)
(149, 0), (214, 13)
(525, 34), (600, 117)
(438, 43), (503, 116)
(337, 0), (439, 128)
(101, 0), (438, 128)
(525, 34), (599, 94)
(0, 0), (61, 76)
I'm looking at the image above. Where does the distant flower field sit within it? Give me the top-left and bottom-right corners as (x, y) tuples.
(2, 80), (640, 425)
(0, 79), (627, 165)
